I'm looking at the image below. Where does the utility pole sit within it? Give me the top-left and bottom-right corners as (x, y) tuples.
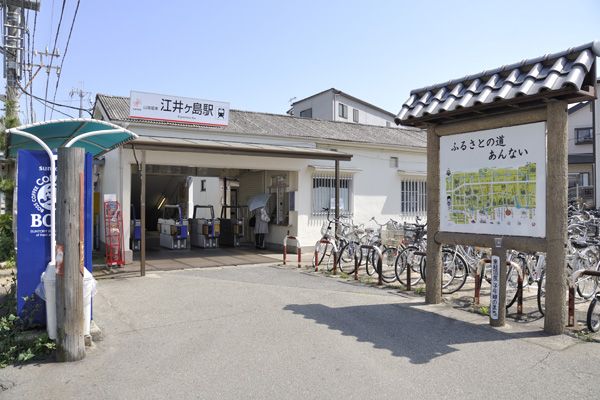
(69, 83), (90, 118)
(2, 0), (41, 122)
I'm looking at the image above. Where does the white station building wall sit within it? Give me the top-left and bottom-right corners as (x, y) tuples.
(97, 126), (426, 259)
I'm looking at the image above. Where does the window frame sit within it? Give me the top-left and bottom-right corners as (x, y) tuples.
(352, 108), (359, 123)
(299, 108), (312, 118)
(575, 127), (593, 144)
(338, 103), (348, 119)
(311, 174), (353, 216)
(400, 179), (427, 216)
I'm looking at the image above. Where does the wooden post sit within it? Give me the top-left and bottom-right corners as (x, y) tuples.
(140, 150), (146, 277)
(426, 125), (442, 304)
(56, 147), (85, 362)
(545, 101), (568, 334)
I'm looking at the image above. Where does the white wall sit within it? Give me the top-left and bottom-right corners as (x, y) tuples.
(334, 95), (395, 127)
(188, 177), (221, 218)
(292, 91), (334, 120)
(568, 102), (594, 155)
(100, 132), (427, 254)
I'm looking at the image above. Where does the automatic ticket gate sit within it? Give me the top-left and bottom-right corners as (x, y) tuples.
(157, 205), (188, 249)
(219, 205), (246, 247)
(190, 205), (220, 248)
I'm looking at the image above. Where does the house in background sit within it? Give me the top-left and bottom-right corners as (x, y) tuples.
(287, 88), (398, 127)
(567, 79), (599, 207)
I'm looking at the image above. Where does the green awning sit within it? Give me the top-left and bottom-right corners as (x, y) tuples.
(6, 118), (138, 158)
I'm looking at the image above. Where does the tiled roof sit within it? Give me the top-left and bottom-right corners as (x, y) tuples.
(396, 41), (600, 126)
(95, 94), (426, 149)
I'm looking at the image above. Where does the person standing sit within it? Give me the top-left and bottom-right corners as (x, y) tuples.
(254, 206), (270, 249)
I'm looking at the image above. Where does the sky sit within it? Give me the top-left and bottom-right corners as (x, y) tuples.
(12, 0), (600, 123)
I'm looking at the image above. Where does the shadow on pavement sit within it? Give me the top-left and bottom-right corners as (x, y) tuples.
(284, 301), (544, 364)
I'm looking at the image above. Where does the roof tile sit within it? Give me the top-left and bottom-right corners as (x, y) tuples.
(396, 42), (600, 126)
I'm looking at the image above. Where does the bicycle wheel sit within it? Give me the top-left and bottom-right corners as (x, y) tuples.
(313, 241), (332, 269)
(365, 247), (378, 276)
(505, 263), (519, 309)
(441, 249), (468, 294)
(537, 270), (546, 316)
(576, 255), (600, 299)
(586, 297), (600, 332)
(395, 246), (424, 287)
(338, 241), (360, 274)
(380, 247), (400, 283)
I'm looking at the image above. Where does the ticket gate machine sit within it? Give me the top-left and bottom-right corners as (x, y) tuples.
(157, 205), (188, 249)
(219, 205), (247, 247)
(190, 205), (220, 248)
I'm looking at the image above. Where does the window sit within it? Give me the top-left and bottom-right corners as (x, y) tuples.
(401, 179), (426, 215)
(389, 157), (398, 168)
(353, 109), (359, 123)
(575, 127), (593, 144)
(299, 108), (312, 118)
(338, 103), (348, 119)
(312, 175), (353, 215)
(386, 121), (391, 127)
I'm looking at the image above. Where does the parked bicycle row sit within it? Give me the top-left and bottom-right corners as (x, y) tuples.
(310, 206), (600, 332)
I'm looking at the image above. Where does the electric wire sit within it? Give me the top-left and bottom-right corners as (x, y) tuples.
(18, 80), (91, 115)
(50, 0), (81, 119)
(43, 0), (66, 120)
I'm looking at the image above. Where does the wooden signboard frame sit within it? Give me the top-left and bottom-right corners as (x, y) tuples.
(426, 104), (567, 333)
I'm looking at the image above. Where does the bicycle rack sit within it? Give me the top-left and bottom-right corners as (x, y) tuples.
(568, 269), (600, 327)
(406, 250), (426, 291)
(353, 245), (383, 286)
(283, 233), (302, 268)
(313, 239), (338, 274)
(475, 258), (523, 315)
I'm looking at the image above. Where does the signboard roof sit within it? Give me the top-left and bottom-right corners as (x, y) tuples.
(396, 41), (599, 126)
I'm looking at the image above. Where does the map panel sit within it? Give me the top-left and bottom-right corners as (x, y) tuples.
(439, 122), (546, 237)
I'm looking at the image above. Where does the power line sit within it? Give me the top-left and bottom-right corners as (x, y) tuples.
(43, 0), (66, 120)
(29, 90), (74, 118)
(18, 80), (91, 115)
(50, 0), (80, 119)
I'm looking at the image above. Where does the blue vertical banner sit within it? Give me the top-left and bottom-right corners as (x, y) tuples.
(16, 150), (51, 324)
(16, 150), (94, 325)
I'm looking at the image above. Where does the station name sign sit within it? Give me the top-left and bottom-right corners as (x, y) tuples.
(439, 122), (546, 238)
(129, 90), (229, 126)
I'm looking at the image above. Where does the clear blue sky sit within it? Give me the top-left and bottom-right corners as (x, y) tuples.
(18, 0), (600, 122)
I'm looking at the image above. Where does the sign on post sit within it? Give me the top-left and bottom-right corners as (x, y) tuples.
(440, 122), (546, 238)
(129, 90), (230, 126)
(490, 255), (500, 320)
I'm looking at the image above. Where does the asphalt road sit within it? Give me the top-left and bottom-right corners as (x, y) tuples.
(2, 264), (598, 399)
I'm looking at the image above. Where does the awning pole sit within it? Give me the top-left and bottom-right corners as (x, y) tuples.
(335, 160), (340, 236)
(140, 150), (146, 277)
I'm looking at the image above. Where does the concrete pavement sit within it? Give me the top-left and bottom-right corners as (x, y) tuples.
(1, 264), (598, 399)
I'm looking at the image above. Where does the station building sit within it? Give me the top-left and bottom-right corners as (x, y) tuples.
(92, 92), (426, 262)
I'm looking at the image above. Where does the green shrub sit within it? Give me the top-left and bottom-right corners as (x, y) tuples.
(0, 214), (14, 262)
(0, 273), (55, 368)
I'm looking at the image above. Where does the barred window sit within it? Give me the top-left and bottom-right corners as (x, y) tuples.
(312, 174), (353, 216)
(401, 179), (426, 215)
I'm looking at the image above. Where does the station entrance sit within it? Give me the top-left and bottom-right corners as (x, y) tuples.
(128, 164), (293, 269)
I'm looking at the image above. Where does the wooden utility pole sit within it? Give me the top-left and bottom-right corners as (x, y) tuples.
(545, 101), (568, 334)
(56, 147), (86, 361)
(425, 125), (442, 304)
